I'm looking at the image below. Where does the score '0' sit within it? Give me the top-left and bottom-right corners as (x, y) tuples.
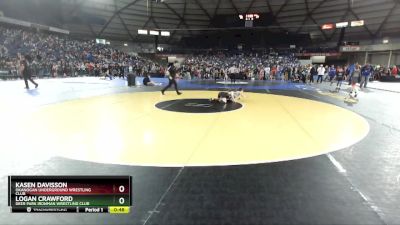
(118, 185), (125, 204)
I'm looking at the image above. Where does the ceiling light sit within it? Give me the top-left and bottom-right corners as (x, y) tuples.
(351, 20), (364, 27)
(138, 29), (148, 35)
(336, 22), (348, 28)
(161, 31), (170, 36)
(321, 23), (334, 30)
(149, 30), (159, 35)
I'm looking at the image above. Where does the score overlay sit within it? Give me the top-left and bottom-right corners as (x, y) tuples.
(8, 176), (131, 213)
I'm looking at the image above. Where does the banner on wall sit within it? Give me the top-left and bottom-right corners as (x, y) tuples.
(299, 60), (312, 66)
(295, 53), (341, 57)
(311, 56), (326, 64)
(340, 46), (361, 52)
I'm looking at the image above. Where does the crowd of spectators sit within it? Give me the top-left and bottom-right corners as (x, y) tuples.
(178, 50), (399, 86)
(178, 51), (400, 92)
(0, 25), (163, 79)
(180, 51), (301, 80)
(0, 24), (398, 84)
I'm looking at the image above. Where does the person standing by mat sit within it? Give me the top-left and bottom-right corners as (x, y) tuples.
(228, 64), (236, 83)
(317, 64), (325, 83)
(335, 65), (345, 91)
(360, 63), (373, 89)
(20, 55), (38, 89)
(328, 65), (336, 85)
(349, 64), (361, 98)
(161, 63), (182, 95)
(309, 65), (316, 83)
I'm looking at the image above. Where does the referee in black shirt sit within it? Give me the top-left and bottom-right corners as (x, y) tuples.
(161, 63), (182, 95)
(21, 55), (38, 89)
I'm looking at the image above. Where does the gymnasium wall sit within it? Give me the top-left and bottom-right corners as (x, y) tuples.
(342, 51), (400, 66)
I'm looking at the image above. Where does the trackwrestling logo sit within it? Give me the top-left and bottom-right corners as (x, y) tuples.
(155, 99), (242, 113)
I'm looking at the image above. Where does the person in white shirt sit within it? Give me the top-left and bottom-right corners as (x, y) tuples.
(248, 69), (254, 80)
(129, 65), (133, 73)
(264, 66), (270, 80)
(317, 64), (325, 83)
(228, 65), (236, 75)
(223, 68), (229, 81)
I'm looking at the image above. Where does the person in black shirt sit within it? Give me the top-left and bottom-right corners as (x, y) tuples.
(309, 65), (316, 83)
(335, 66), (345, 91)
(143, 74), (155, 86)
(118, 64), (125, 79)
(161, 63), (182, 95)
(21, 55), (38, 89)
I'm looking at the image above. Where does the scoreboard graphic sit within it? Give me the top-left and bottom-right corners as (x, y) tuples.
(8, 176), (131, 213)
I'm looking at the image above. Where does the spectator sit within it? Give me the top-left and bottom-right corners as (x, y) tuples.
(350, 64), (361, 97)
(347, 63), (355, 85)
(391, 65), (398, 76)
(335, 66), (345, 91)
(360, 63), (373, 88)
(309, 65), (316, 83)
(328, 65), (336, 85)
(317, 64), (325, 83)
(143, 74), (156, 86)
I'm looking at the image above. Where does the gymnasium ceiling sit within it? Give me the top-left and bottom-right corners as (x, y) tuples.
(1, 0), (400, 43)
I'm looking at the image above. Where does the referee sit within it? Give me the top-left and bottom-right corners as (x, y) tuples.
(161, 63), (182, 95)
(21, 55), (38, 89)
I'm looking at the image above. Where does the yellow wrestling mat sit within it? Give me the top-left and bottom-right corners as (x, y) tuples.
(3, 91), (369, 167)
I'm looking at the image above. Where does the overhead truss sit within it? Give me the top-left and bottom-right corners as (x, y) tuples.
(63, 0), (400, 43)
